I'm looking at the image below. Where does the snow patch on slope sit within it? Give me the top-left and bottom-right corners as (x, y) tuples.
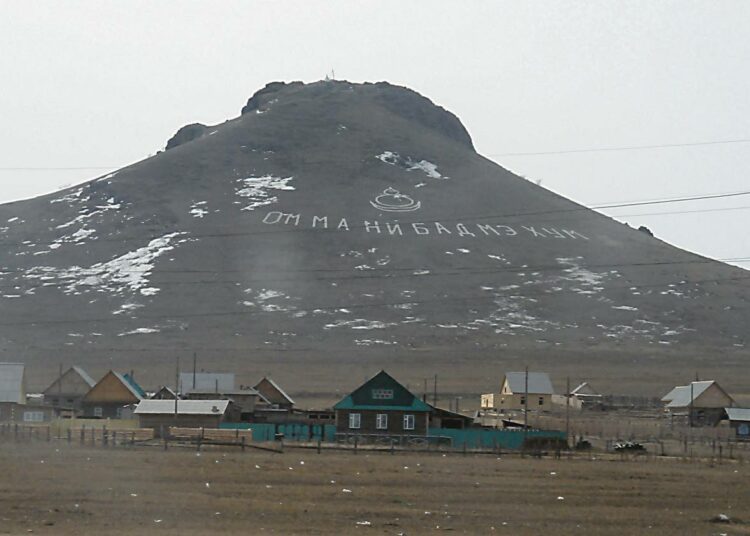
(236, 175), (294, 211)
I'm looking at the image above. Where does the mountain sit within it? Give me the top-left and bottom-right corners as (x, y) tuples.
(1, 80), (748, 396)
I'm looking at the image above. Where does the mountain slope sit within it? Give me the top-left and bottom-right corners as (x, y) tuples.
(1, 80), (748, 394)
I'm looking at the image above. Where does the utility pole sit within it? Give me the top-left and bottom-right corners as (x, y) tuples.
(192, 352), (197, 391)
(689, 379), (694, 428)
(565, 376), (571, 447)
(174, 356), (180, 423)
(433, 374), (438, 407)
(523, 366), (529, 446)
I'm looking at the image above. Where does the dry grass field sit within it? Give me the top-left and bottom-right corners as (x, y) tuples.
(0, 441), (748, 535)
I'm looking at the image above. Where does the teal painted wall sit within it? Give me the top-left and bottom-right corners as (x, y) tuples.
(429, 428), (566, 449)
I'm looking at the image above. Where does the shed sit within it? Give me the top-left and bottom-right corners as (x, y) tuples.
(253, 377), (295, 409)
(135, 399), (234, 436)
(0, 402), (56, 423)
(185, 388), (268, 419)
(42, 366), (96, 411)
(333, 370), (431, 438)
(0, 363), (26, 405)
(724, 408), (750, 439)
(81, 371), (144, 418)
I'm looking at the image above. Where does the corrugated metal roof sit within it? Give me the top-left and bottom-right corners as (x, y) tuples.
(72, 366), (96, 388)
(0, 363), (25, 403)
(661, 386), (681, 402)
(665, 381), (715, 408)
(725, 408), (750, 422)
(179, 372), (235, 394)
(504, 372), (554, 395)
(134, 399), (230, 415)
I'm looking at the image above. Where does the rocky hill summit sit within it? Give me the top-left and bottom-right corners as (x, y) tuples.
(1, 80), (748, 393)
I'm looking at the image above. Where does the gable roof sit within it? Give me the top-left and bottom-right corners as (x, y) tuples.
(0, 363), (26, 404)
(84, 371), (144, 403)
(135, 399), (230, 415)
(571, 382), (600, 397)
(334, 370), (431, 412)
(253, 377), (294, 406)
(725, 408), (750, 422)
(42, 366), (96, 395)
(504, 372), (554, 395)
(179, 372), (235, 394)
(150, 386), (178, 400)
(665, 381), (730, 408)
(661, 386), (682, 402)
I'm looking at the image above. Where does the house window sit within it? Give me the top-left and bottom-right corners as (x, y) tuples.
(538, 397), (544, 406)
(23, 411), (45, 422)
(371, 389), (394, 400)
(376, 413), (388, 430)
(349, 413), (361, 429)
(116, 407), (123, 418)
(94, 406), (103, 418)
(403, 414), (415, 430)
(520, 396), (526, 405)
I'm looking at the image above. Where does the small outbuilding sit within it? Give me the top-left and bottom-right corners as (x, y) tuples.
(81, 371), (145, 418)
(134, 399), (235, 436)
(333, 370), (431, 439)
(724, 408), (750, 439)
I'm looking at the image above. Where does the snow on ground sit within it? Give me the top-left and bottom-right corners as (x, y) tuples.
(118, 327), (160, 336)
(324, 318), (397, 330)
(55, 198), (121, 230)
(241, 288), (297, 313)
(355, 339), (397, 346)
(375, 151), (448, 179)
(190, 201), (209, 218)
(555, 257), (611, 295)
(236, 175), (294, 211)
(24, 232), (188, 297)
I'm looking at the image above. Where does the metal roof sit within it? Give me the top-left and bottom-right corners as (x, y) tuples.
(72, 366), (96, 388)
(113, 372), (145, 400)
(0, 363), (25, 403)
(665, 381), (716, 408)
(255, 377), (295, 405)
(725, 408), (750, 422)
(134, 399), (230, 415)
(179, 372), (235, 394)
(571, 382), (599, 396)
(661, 386), (681, 402)
(504, 372), (554, 395)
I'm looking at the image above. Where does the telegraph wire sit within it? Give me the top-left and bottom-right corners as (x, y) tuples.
(487, 138), (750, 157)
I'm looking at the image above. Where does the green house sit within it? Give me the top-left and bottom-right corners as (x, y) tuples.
(333, 370), (431, 437)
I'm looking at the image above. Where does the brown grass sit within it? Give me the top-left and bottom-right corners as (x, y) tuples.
(0, 441), (749, 535)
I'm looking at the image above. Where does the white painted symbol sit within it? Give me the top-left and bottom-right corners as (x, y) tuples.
(370, 187), (421, 213)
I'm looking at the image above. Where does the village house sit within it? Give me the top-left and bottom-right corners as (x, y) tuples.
(333, 370), (431, 439)
(150, 386), (179, 400)
(253, 377), (295, 409)
(42, 366), (96, 413)
(724, 408), (750, 440)
(81, 371), (145, 418)
(134, 399), (238, 436)
(178, 372), (235, 395)
(481, 371), (554, 412)
(184, 387), (268, 421)
(661, 380), (735, 426)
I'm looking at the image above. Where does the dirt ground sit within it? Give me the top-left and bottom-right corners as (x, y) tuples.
(0, 442), (748, 535)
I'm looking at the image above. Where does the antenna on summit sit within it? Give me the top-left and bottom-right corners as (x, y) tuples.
(324, 69), (335, 82)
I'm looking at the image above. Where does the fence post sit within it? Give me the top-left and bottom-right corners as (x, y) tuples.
(317, 438), (322, 454)
(46, 426), (51, 442)
(131, 431), (135, 447)
(354, 435), (358, 455)
(103, 426), (108, 447)
(80, 426), (85, 445)
(67, 428), (72, 444)
(241, 436), (246, 452)
(113, 431), (117, 447)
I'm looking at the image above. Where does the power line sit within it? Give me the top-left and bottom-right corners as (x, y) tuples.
(488, 138), (750, 157)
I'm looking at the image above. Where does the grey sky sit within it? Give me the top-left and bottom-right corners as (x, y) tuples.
(1, 1), (749, 264)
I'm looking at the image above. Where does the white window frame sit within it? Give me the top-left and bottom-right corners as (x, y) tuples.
(376, 413), (388, 430)
(371, 389), (394, 400)
(403, 414), (415, 431)
(348, 413), (361, 429)
(94, 406), (103, 418)
(23, 411), (45, 423)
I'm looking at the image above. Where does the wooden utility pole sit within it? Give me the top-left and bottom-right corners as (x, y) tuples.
(565, 376), (571, 446)
(433, 374), (438, 406)
(174, 356), (180, 425)
(523, 366), (529, 447)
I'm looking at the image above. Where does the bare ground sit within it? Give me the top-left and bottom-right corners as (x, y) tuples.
(0, 441), (749, 535)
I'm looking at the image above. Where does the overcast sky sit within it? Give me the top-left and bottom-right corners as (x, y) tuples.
(1, 1), (749, 265)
